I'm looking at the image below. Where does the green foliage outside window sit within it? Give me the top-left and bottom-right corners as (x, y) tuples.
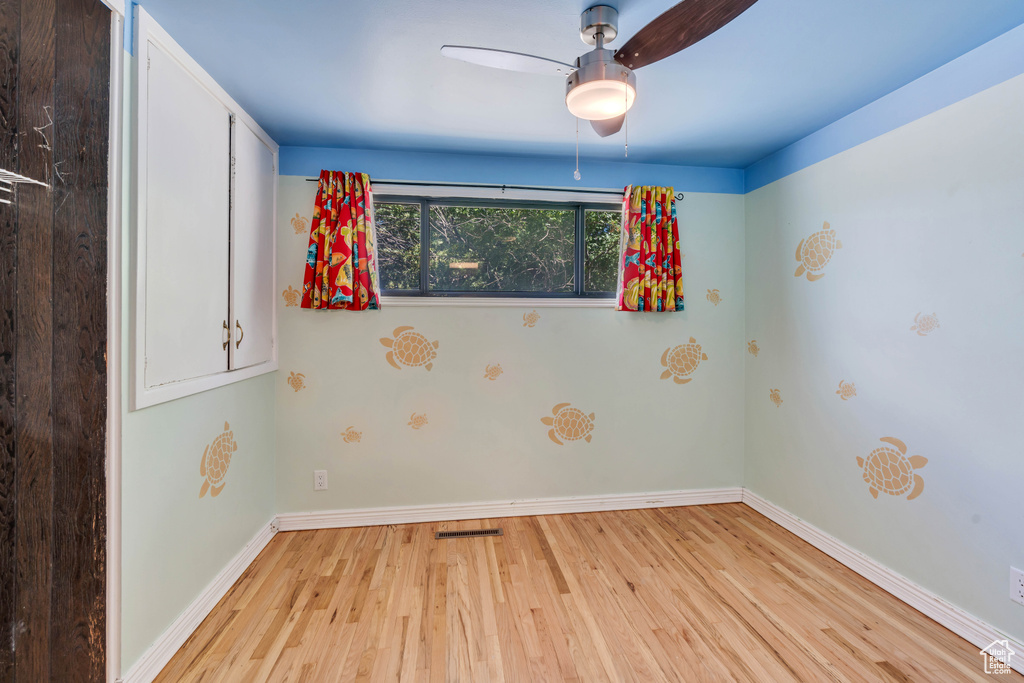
(374, 200), (619, 295)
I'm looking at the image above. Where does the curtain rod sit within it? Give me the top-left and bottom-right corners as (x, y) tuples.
(303, 178), (684, 200)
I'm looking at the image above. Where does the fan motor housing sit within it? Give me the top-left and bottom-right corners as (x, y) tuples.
(580, 5), (618, 45)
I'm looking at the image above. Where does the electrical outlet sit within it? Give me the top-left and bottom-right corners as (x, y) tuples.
(1011, 567), (1024, 607)
(314, 470), (328, 491)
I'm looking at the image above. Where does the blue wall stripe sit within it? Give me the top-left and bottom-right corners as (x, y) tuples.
(744, 22), (1024, 193)
(124, 1), (136, 55)
(280, 146), (746, 195)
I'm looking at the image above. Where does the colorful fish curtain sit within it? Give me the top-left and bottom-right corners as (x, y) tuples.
(301, 170), (382, 310)
(615, 185), (684, 312)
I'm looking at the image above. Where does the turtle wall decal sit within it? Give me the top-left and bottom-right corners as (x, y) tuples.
(484, 364), (503, 381)
(282, 285), (300, 307)
(408, 413), (428, 430)
(341, 426), (362, 443)
(706, 289), (722, 306)
(541, 403), (594, 445)
(747, 340), (759, 357)
(287, 372), (306, 391)
(290, 213), (307, 235)
(200, 421), (238, 498)
(769, 388), (783, 407)
(836, 380), (857, 400)
(380, 326), (439, 371)
(857, 437), (927, 500)
(795, 221), (842, 281)
(910, 312), (940, 336)
(660, 337), (707, 384)
(523, 310), (540, 327)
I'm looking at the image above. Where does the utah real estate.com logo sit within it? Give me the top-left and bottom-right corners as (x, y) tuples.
(980, 640), (1015, 675)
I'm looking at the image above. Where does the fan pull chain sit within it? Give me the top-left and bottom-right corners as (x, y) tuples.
(574, 117), (581, 180)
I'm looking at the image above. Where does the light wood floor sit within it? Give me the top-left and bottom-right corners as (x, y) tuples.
(156, 504), (1018, 682)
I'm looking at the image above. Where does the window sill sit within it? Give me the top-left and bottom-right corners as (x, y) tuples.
(379, 296), (615, 308)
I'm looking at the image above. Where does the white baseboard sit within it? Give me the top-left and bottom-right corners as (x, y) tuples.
(120, 518), (278, 683)
(742, 490), (1024, 675)
(275, 487), (744, 531)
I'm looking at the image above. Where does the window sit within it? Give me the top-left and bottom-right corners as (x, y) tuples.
(375, 197), (620, 297)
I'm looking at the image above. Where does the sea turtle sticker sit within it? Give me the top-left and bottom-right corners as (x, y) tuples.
(287, 372), (306, 391)
(380, 326), (439, 371)
(858, 437), (927, 500)
(541, 403), (594, 445)
(660, 337), (707, 384)
(910, 312), (939, 336)
(200, 422), (238, 498)
(795, 222), (842, 281)
(836, 380), (857, 400)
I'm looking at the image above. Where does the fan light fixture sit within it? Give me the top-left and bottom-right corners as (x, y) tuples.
(566, 75), (636, 120)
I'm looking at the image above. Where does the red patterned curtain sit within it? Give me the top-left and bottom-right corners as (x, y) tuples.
(615, 185), (684, 312)
(301, 170), (381, 310)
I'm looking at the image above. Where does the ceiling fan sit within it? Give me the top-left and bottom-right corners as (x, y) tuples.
(441, 0), (758, 137)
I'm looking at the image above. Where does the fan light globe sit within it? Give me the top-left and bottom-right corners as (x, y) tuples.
(566, 79), (636, 120)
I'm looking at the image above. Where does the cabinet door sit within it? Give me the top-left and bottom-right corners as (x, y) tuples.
(143, 42), (231, 387)
(229, 118), (276, 369)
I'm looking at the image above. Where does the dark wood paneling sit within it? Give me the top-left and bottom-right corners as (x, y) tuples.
(13, 0), (55, 680)
(49, 0), (108, 678)
(0, 0), (20, 681)
(0, 0), (109, 680)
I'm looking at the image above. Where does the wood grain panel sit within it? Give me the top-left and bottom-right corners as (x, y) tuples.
(0, 0), (109, 679)
(49, 0), (108, 679)
(0, 0), (19, 679)
(156, 505), (1017, 682)
(13, 0), (55, 679)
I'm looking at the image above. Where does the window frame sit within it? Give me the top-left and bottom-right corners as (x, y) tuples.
(374, 194), (621, 300)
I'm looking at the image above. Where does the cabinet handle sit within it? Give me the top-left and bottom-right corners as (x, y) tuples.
(235, 320), (244, 349)
(222, 320), (229, 350)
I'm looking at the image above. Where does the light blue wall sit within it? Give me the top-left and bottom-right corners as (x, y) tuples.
(275, 176), (746, 515)
(744, 70), (1024, 649)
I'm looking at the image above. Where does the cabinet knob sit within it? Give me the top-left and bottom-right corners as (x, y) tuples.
(235, 320), (244, 349)
(222, 320), (229, 350)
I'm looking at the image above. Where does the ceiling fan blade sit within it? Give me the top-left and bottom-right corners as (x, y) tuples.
(440, 45), (576, 76)
(615, 0), (758, 70)
(591, 115), (625, 138)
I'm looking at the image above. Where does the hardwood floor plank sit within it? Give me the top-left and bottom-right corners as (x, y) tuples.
(156, 505), (1021, 682)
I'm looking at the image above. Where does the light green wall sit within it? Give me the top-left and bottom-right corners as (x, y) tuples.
(744, 72), (1024, 644)
(119, 54), (277, 673)
(274, 176), (747, 512)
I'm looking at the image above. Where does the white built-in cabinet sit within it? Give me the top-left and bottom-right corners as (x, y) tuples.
(132, 8), (278, 409)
